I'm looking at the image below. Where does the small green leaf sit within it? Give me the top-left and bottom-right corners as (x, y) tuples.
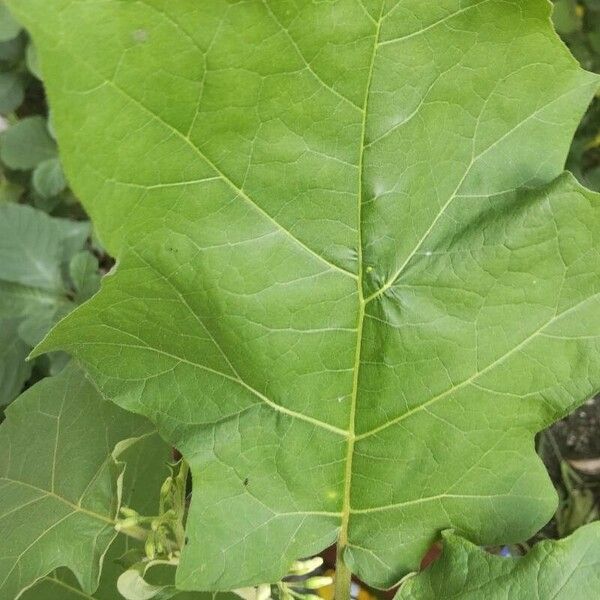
(0, 32), (23, 62)
(0, 364), (157, 599)
(55, 218), (91, 263)
(0, 203), (90, 291)
(0, 1), (20, 42)
(32, 157), (67, 198)
(0, 115), (56, 170)
(396, 524), (600, 599)
(0, 203), (64, 292)
(0, 71), (24, 114)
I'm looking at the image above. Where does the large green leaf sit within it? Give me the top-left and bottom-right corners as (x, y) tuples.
(396, 523), (600, 599)
(0, 364), (159, 599)
(10, 0), (600, 590)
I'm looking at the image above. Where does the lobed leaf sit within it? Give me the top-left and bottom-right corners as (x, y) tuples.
(0, 364), (159, 599)
(396, 523), (600, 599)
(9, 0), (600, 590)
(20, 433), (175, 600)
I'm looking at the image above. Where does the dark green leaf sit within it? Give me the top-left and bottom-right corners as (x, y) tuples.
(0, 318), (31, 406)
(0, 71), (24, 114)
(0, 364), (159, 599)
(552, 0), (581, 35)
(0, 1), (20, 42)
(0, 33), (23, 62)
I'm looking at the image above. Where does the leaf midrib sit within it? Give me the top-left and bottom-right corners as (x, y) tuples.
(338, 1), (385, 565)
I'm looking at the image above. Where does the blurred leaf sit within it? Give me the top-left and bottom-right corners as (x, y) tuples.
(32, 157), (66, 198)
(0, 280), (69, 322)
(0, 205), (95, 388)
(0, 71), (23, 114)
(0, 318), (31, 406)
(555, 461), (598, 537)
(0, 177), (23, 202)
(25, 39), (41, 79)
(0, 115), (56, 170)
(70, 250), (101, 301)
(45, 350), (70, 375)
(16, 301), (72, 345)
(0, 33), (23, 62)
(584, 165), (600, 190)
(54, 217), (91, 262)
(0, 203), (68, 291)
(0, 2), (20, 42)
(553, 0), (581, 35)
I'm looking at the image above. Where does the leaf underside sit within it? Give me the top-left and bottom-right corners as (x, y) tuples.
(9, 0), (600, 590)
(396, 522), (600, 599)
(18, 434), (181, 600)
(0, 364), (154, 599)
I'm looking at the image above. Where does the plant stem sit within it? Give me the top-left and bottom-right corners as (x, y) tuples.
(334, 545), (352, 600)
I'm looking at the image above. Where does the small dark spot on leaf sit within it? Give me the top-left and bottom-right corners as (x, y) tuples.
(185, 537), (189, 545)
(243, 477), (249, 486)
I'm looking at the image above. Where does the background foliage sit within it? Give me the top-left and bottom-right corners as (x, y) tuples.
(554, 0), (600, 189)
(0, 2), (103, 408)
